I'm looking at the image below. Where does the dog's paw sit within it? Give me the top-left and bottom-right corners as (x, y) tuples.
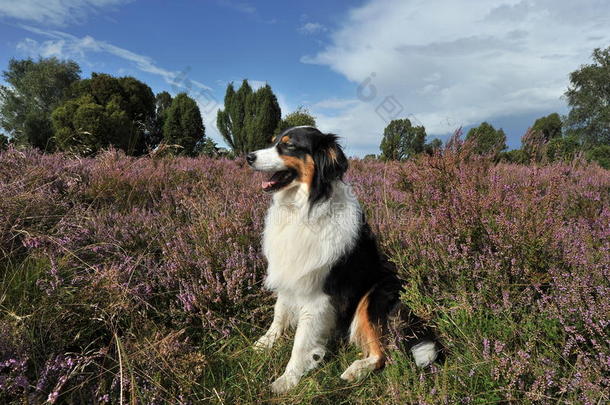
(253, 335), (274, 352)
(340, 359), (373, 382)
(271, 373), (299, 394)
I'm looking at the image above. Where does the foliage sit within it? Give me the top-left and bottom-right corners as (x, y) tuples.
(520, 113), (563, 162)
(498, 148), (528, 164)
(380, 118), (426, 160)
(0, 57), (81, 151)
(0, 133), (7, 150)
(423, 138), (442, 155)
(1, 146), (607, 404)
(146, 91), (173, 151)
(161, 93), (206, 156)
(217, 80), (281, 155)
(52, 94), (133, 155)
(275, 106), (316, 135)
(585, 144), (610, 169)
(531, 112), (563, 141)
(194, 136), (219, 157)
(465, 122), (507, 155)
(565, 46), (610, 146)
(51, 73), (155, 155)
(545, 135), (580, 162)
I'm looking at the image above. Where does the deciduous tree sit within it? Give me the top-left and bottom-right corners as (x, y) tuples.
(465, 122), (507, 155)
(521, 113), (563, 162)
(379, 118), (426, 160)
(275, 107), (316, 135)
(51, 73), (155, 155)
(565, 46), (610, 146)
(424, 138), (442, 155)
(0, 57), (81, 150)
(146, 91), (173, 150)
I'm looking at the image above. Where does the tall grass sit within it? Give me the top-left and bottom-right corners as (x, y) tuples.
(1, 145), (608, 404)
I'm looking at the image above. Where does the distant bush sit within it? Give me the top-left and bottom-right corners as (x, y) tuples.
(52, 73), (155, 156)
(498, 148), (528, 163)
(586, 144), (610, 169)
(275, 106), (316, 135)
(465, 122), (507, 156)
(380, 118), (426, 161)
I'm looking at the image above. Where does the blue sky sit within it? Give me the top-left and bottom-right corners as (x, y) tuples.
(1, 0), (609, 156)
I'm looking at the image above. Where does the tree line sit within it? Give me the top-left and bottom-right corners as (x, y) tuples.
(0, 58), (314, 157)
(1, 46), (609, 167)
(378, 47), (610, 168)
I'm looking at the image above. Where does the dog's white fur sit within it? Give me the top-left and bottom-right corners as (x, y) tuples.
(252, 145), (362, 393)
(250, 145), (286, 172)
(411, 341), (438, 368)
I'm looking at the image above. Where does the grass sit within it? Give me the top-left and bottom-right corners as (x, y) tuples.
(1, 147), (608, 404)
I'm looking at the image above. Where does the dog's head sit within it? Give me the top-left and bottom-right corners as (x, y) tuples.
(246, 126), (348, 204)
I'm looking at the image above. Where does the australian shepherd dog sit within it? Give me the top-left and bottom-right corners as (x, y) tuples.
(247, 126), (439, 393)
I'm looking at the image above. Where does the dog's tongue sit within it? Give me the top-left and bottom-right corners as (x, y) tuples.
(262, 180), (275, 190)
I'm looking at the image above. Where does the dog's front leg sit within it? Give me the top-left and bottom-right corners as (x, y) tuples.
(254, 293), (292, 351)
(271, 295), (334, 394)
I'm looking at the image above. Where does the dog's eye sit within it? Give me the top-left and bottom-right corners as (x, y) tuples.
(285, 143), (296, 150)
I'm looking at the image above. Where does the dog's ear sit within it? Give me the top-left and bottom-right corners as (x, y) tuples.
(310, 134), (348, 204)
(318, 136), (348, 181)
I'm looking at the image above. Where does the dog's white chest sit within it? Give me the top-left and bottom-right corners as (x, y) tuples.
(262, 182), (361, 293)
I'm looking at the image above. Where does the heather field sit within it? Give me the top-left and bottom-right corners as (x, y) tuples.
(1, 145), (609, 404)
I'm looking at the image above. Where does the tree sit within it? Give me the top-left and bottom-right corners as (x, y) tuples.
(162, 93), (206, 156)
(520, 113), (563, 162)
(52, 94), (133, 155)
(565, 46), (610, 146)
(194, 137), (219, 157)
(465, 122), (507, 155)
(424, 138), (443, 155)
(498, 149), (528, 164)
(146, 91), (173, 150)
(532, 113), (562, 141)
(545, 135), (580, 162)
(217, 80), (281, 155)
(379, 118), (426, 160)
(275, 107), (316, 135)
(585, 144), (610, 169)
(0, 57), (81, 150)
(51, 73), (155, 155)
(0, 133), (8, 150)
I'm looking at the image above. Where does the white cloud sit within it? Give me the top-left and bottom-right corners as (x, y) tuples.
(0, 0), (130, 26)
(216, 0), (276, 24)
(217, 0), (256, 15)
(16, 26), (212, 91)
(304, 0), (610, 152)
(313, 98), (359, 110)
(298, 22), (326, 35)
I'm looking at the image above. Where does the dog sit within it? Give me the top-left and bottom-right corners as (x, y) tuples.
(246, 126), (439, 394)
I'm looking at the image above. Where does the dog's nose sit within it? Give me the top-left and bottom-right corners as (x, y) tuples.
(246, 152), (256, 166)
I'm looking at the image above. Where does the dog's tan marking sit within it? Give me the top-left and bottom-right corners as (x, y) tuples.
(340, 291), (386, 382)
(328, 147), (338, 162)
(352, 292), (385, 368)
(271, 135), (277, 143)
(281, 135), (290, 143)
(280, 154), (315, 189)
